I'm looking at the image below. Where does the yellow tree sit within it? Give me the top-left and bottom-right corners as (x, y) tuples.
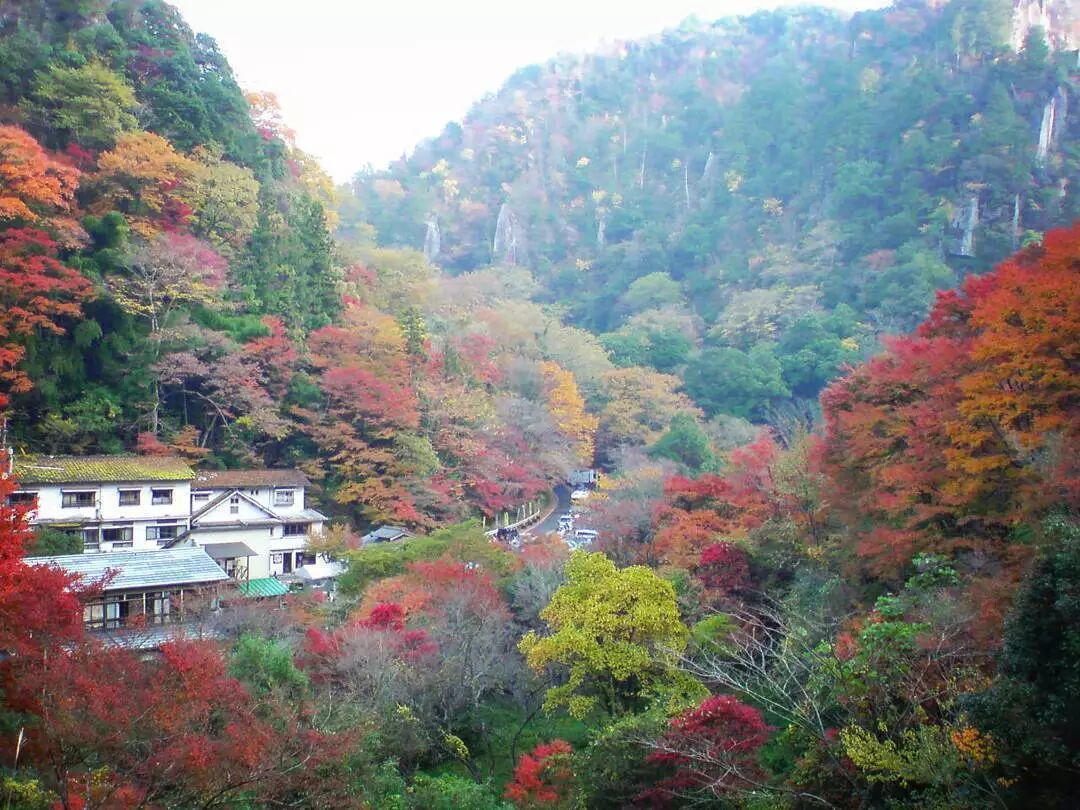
(519, 550), (690, 718)
(190, 149), (260, 254)
(91, 130), (200, 236)
(540, 361), (597, 465)
(598, 367), (700, 455)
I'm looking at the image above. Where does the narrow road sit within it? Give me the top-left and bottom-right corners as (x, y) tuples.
(527, 484), (571, 536)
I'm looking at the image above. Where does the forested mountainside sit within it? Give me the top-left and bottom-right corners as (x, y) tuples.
(1, 0), (1079, 808)
(0, 0), (613, 527)
(351, 0), (1080, 422)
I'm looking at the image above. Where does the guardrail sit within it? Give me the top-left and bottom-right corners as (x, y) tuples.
(483, 495), (549, 537)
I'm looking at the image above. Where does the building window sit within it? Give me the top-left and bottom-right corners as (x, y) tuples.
(7, 491), (37, 506)
(150, 591), (175, 625)
(146, 524), (180, 543)
(283, 522), (308, 537)
(84, 599), (124, 630)
(249, 489), (259, 496)
(118, 489), (141, 506)
(102, 526), (133, 547)
(192, 492), (210, 504)
(274, 488), (295, 507)
(79, 528), (100, 552)
(61, 491), (96, 508)
(229, 495), (240, 514)
(151, 488), (173, 505)
(298, 552), (317, 567)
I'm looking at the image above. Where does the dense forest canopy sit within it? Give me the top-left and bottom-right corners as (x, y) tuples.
(350, 0), (1080, 426)
(0, 0), (1077, 807)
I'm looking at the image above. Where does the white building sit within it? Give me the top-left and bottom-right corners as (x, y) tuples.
(11, 455), (195, 553)
(183, 469), (327, 579)
(10, 456), (328, 583)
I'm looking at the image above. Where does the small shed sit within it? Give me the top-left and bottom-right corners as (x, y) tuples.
(360, 525), (412, 546)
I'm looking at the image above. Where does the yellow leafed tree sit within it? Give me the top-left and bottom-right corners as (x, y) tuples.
(540, 361), (597, 466)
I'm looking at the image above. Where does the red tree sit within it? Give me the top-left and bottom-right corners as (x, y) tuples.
(643, 695), (770, 804)
(695, 542), (751, 598)
(0, 228), (92, 406)
(505, 740), (575, 808)
(822, 223), (1080, 580)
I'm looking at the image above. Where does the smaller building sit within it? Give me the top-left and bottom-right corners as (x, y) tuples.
(360, 525), (412, 546)
(184, 468), (327, 578)
(568, 469), (599, 488)
(28, 547), (230, 647)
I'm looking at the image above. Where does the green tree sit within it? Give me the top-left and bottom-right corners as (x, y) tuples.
(649, 412), (714, 472)
(25, 526), (83, 557)
(683, 344), (790, 420)
(969, 516), (1080, 805)
(614, 272), (684, 318)
(229, 634), (309, 700)
(22, 62), (137, 149)
(519, 551), (689, 718)
(407, 774), (509, 810)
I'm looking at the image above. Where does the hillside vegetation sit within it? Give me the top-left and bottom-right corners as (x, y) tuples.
(351, 0), (1079, 424)
(0, 0), (1078, 808)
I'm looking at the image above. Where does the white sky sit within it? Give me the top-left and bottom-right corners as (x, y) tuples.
(173, 0), (881, 182)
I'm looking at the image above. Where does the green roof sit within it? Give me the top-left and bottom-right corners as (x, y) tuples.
(237, 577), (290, 598)
(13, 455), (195, 484)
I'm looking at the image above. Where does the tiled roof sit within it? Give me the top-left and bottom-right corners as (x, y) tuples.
(238, 577), (290, 598)
(96, 623), (224, 651)
(13, 455), (194, 484)
(193, 469), (310, 488)
(29, 548), (230, 591)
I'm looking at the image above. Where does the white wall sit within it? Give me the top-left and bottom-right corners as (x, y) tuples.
(25, 482), (192, 524)
(22, 481), (192, 553)
(197, 485), (308, 517)
(189, 525), (310, 579)
(195, 493), (274, 524)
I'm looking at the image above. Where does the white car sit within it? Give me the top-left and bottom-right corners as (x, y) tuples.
(570, 489), (590, 501)
(573, 529), (598, 544)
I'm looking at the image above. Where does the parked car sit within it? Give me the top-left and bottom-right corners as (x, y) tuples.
(570, 489), (590, 501)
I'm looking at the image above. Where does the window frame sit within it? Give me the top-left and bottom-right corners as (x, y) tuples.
(273, 488), (296, 507)
(118, 489), (141, 506)
(61, 490), (96, 508)
(7, 490), (38, 506)
(79, 527), (100, 552)
(146, 523), (180, 543)
(283, 522), (308, 537)
(150, 488), (173, 506)
(101, 525), (133, 547)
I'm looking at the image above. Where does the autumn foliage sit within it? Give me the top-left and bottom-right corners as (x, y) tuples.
(822, 222), (1080, 579)
(505, 740), (575, 808)
(643, 695), (770, 804)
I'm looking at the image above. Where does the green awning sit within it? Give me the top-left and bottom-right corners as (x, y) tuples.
(237, 577), (289, 598)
